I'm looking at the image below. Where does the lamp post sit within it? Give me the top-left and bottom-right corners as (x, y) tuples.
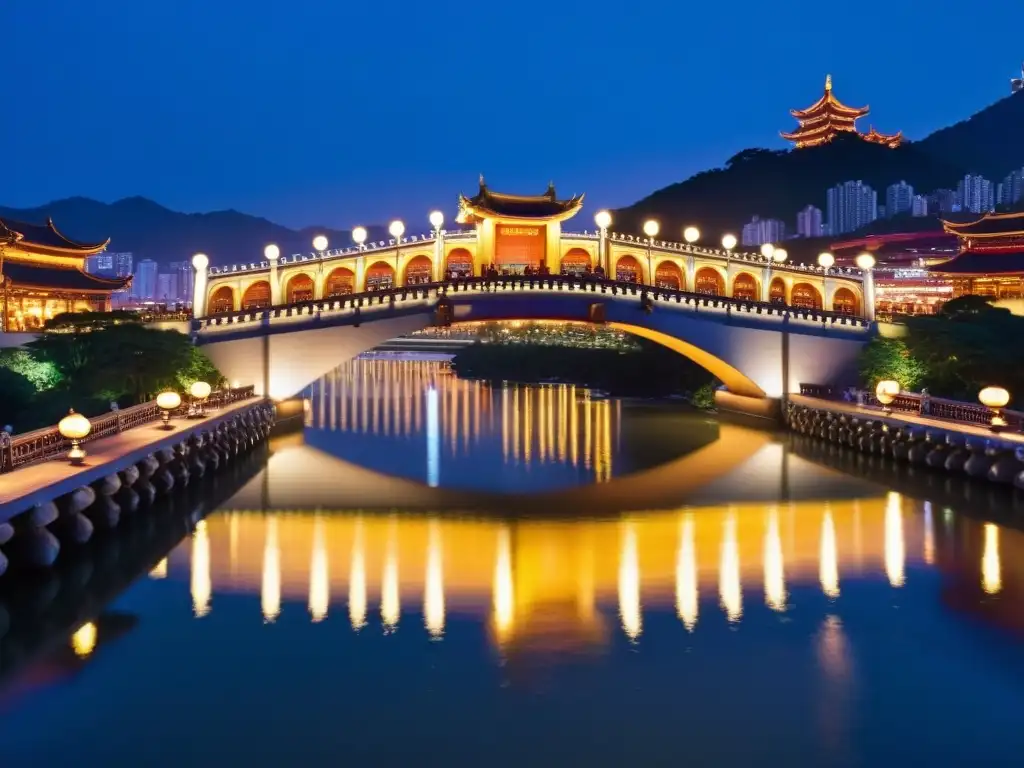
(979, 386), (1011, 432)
(855, 251), (876, 322)
(595, 210), (612, 276)
(191, 253), (209, 319)
(352, 227), (368, 250)
(643, 219), (659, 285)
(264, 244), (281, 306)
(190, 380), (212, 418)
(721, 233), (737, 274)
(875, 380), (900, 414)
(684, 226), (700, 246)
(389, 220), (405, 286)
(58, 409), (91, 465)
(156, 390), (182, 430)
(818, 251), (834, 274)
(312, 235), (328, 257)
(429, 211), (444, 282)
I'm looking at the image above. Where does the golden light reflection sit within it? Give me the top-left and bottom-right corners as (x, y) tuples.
(820, 508), (840, 599)
(309, 516), (329, 622)
(884, 492), (905, 588)
(676, 514), (698, 631)
(425, 519), (445, 638)
(71, 622), (97, 658)
(618, 521), (642, 641)
(262, 516), (281, 623)
(150, 558), (168, 580)
(382, 521), (401, 632)
(764, 508), (786, 612)
(493, 525), (514, 644)
(982, 523), (1002, 595)
(923, 501), (935, 566)
(191, 519), (211, 618)
(720, 512), (742, 623)
(349, 519), (367, 630)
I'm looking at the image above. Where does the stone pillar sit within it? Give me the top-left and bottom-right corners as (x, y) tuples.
(354, 255), (366, 293)
(434, 231), (445, 281)
(761, 266), (773, 302)
(598, 230), (608, 274)
(270, 257), (282, 305)
(192, 254), (210, 318)
(863, 269), (876, 321)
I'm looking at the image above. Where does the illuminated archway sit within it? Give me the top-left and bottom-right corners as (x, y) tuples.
(209, 286), (234, 314)
(404, 255), (433, 285)
(325, 267), (355, 297)
(615, 255), (642, 283)
(832, 287), (859, 315)
(695, 267), (724, 296)
(446, 248), (473, 277)
(366, 261), (396, 291)
(285, 273), (315, 304)
(241, 280), (271, 310)
(769, 277), (786, 304)
(655, 261), (683, 290)
(791, 282), (823, 310)
(732, 272), (758, 301)
(561, 248), (592, 274)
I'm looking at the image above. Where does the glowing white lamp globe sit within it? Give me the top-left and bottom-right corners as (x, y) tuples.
(818, 252), (835, 269)
(312, 235), (329, 252)
(855, 252), (876, 271)
(773, 248), (788, 263)
(429, 211), (444, 230)
(721, 234), (738, 251)
(643, 220), (660, 238)
(389, 220), (406, 240)
(683, 226), (700, 244)
(156, 390), (182, 430)
(191, 253), (209, 270)
(190, 381), (212, 400)
(760, 243), (775, 259)
(264, 244), (280, 261)
(352, 226), (367, 246)
(58, 409), (92, 465)
(594, 210), (612, 230)
(979, 386), (1010, 409)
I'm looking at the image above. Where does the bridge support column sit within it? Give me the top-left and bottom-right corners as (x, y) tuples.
(270, 258), (282, 305)
(761, 266), (772, 302)
(862, 268), (876, 322)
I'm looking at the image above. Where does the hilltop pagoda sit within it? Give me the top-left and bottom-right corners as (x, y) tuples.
(782, 75), (902, 149)
(0, 216), (128, 331)
(929, 211), (1024, 299)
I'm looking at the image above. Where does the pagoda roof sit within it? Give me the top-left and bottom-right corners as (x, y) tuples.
(941, 211), (1024, 238)
(0, 216), (110, 255)
(863, 126), (903, 148)
(790, 75), (870, 120)
(457, 177), (584, 223)
(927, 250), (1024, 276)
(3, 261), (131, 293)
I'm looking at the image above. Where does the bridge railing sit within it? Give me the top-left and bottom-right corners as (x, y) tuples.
(798, 384), (1024, 433)
(0, 386), (257, 474)
(198, 275), (871, 330)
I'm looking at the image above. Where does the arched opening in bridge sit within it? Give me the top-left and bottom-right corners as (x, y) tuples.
(832, 287), (858, 315)
(446, 248), (473, 278)
(732, 272), (758, 301)
(366, 261), (396, 291)
(615, 255), (641, 283)
(325, 267), (355, 297)
(769, 277), (786, 304)
(241, 280), (271, 310)
(655, 261), (683, 290)
(286, 274), (315, 304)
(695, 267), (724, 296)
(791, 282), (822, 310)
(404, 255), (432, 285)
(560, 248), (591, 275)
(209, 286), (234, 314)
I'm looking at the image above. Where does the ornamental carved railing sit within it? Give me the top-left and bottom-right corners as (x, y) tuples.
(797, 384), (1024, 433)
(0, 386), (257, 474)
(200, 275), (871, 329)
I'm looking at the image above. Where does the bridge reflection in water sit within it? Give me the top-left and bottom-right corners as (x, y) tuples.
(306, 358), (617, 482)
(144, 494), (1014, 653)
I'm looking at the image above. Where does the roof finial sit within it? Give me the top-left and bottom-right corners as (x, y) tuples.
(479, 173), (485, 188)
(825, 74), (832, 92)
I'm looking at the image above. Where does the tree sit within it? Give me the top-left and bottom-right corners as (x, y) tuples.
(937, 294), (1008, 319)
(0, 348), (61, 391)
(858, 337), (928, 391)
(176, 345), (224, 391)
(0, 368), (37, 432)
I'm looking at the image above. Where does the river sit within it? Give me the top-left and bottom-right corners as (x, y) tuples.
(1, 357), (1022, 766)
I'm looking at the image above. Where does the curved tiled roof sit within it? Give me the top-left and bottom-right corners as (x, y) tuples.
(0, 216), (110, 253)
(941, 212), (1024, 237)
(3, 261), (130, 292)
(928, 251), (1024, 275)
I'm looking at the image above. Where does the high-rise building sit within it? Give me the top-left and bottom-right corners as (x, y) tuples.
(85, 253), (114, 275)
(957, 174), (995, 214)
(796, 204), (823, 237)
(112, 252), (133, 278)
(926, 189), (958, 215)
(911, 195), (929, 217)
(999, 169), (1024, 207)
(885, 181), (914, 218)
(132, 259), (159, 300)
(167, 260), (195, 303)
(826, 180), (877, 236)
(156, 273), (174, 301)
(741, 216), (786, 246)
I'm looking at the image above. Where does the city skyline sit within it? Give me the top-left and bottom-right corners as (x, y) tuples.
(4, 0), (1023, 231)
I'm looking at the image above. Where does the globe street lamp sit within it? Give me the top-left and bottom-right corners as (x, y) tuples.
(156, 390), (182, 430)
(979, 386), (1011, 432)
(429, 212), (445, 283)
(773, 248), (788, 264)
(595, 211), (612, 275)
(760, 243), (775, 260)
(191, 253), (209, 318)
(190, 380), (212, 418)
(389, 220), (406, 284)
(352, 226), (367, 250)
(684, 226), (700, 245)
(643, 220), (659, 285)
(818, 252), (835, 274)
(721, 233), (737, 273)
(58, 409), (91, 465)
(855, 252), (877, 322)
(264, 244), (280, 262)
(875, 379), (900, 414)
(312, 235), (328, 256)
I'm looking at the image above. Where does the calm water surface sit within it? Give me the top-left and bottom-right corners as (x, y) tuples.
(2, 358), (1024, 766)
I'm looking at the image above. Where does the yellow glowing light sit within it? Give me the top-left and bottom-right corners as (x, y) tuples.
(923, 503), (935, 565)
(71, 622), (97, 658)
(192, 252), (209, 270)
(875, 379), (900, 406)
(885, 492), (905, 587)
(425, 520), (445, 638)
(58, 409), (91, 440)
(817, 252), (835, 269)
(264, 244), (280, 261)
(189, 381), (212, 400)
(352, 226), (368, 246)
(719, 513), (742, 622)
(262, 516), (281, 623)
(979, 386), (1010, 409)
(312, 234), (329, 252)
(760, 243), (775, 259)
(764, 508), (786, 612)
(309, 516), (329, 623)
(855, 252), (876, 271)
(721, 233), (737, 251)
(382, 529), (400, 632)
(982, 523), (1001, 595)
(388, 220), (406, 240)
(429, 210), (444, 230)
(156, 390), (182, 411)
(150, 558), (167, 579)
(619, 521), (642, 642)
(594, 210), (612, 230)
(820, 508), (839, 599)
(191, 519), (211, 618)
(349, 521), (367, 630)
(684, 226), (700, 244)
(772, 248), (788, 263)
(493, 526), (514, 643)
(642, 219), (660, 238)
(676, 514), (698, 631)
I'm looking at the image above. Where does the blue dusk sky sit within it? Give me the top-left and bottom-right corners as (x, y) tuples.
(4, 0), (1021, 230)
